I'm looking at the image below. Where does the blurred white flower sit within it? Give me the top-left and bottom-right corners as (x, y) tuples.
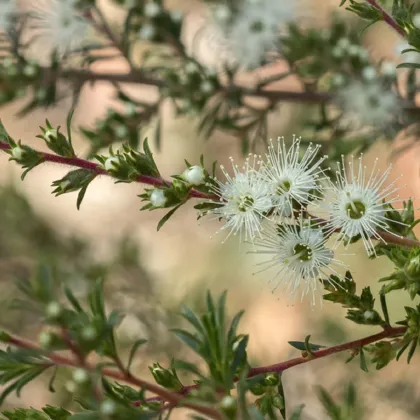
(30, 0), (90, 59)
(326, 155), (403, 255)
(212, 0), (296, 69)
(262, 136), (327, 217)
(338, 80), (399, 128)
(252, 220), (340, 306)
(206, 155), (272, 243)
(150, 189), (167, 207)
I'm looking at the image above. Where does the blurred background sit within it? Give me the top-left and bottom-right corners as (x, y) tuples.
(1, 0), (420, 418)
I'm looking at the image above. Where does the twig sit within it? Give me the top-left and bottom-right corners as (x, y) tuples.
(3, 334), (221, 419)
(1, 140), (419, 247)
(365, 0), (406, 37)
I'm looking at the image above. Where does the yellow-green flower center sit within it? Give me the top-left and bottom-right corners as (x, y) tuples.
(346, 200), (366, 219)
(293, 243), (312, 261)
(238, 195), (254, 212)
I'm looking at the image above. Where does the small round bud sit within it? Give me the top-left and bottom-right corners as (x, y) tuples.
(185, 61), (199, 74)
(39, 331), (53, 348)
(214, 4), (231, 23)
(23, 64), (37, 77)
(264, 373), (280, 387)
(413, 13), (420, 28)
(362, 66), (377, 81)
(44, 129), (58, 142)
(348, 45), (359, 56)
(358, 49), (369, 61)
(144, 2), (161, 18)
(337, 37), (350, 50)
(381, 61), (396, 77)
(139, 24), (156, 40)
(331, 46), (344, 58)
(150, 189), (167, 207)
(104, 156), (120, 172)
(65, 380), (77, 393)
(250, 382), (265, 396)
(46, 301), (62, 318)
(183, 166), (205, 185)
(100, 400), (116, 415)
(200, 80), (214, 94)
(363, 310), (375, 320)
(170, 10), (183, 22)
(73, 368), (89, 384)
(115, 125), (129, 138)
(272, 394), (284, 409)
(124, 102), (137, 116)
(11, 146), (25, 161)
(219, 395), (237, 417)
(81, 325), (98, 341)
(332, 73), (345, 87)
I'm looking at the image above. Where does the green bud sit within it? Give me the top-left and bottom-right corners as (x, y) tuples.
(37, 120), (74, 157)
(219, 396), (237, 419)
(272, 394), (284, 409)
(250, 382), (266, 396)
(148, 363), (183, 391)
(264, 373), (280, 387)
(406, 254), (420, 279)
(81, 326), (98, 341)
(46, 301), (62, 319)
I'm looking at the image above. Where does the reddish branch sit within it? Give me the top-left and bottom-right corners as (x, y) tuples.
(365, 0), (406, 38)
(1, 140), (419, 247)
(4, 334), (221, 419)
(3, 326), (407, 409)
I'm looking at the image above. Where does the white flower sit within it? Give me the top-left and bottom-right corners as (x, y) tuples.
(252, 220), (340, 306)
(0, 0), (15, 32)
(200, 80), (214, 94)
(150, 189), (167, 207)
(212, 0), (296, 69)
(339, 80), (399, 128)
(46, 301), (62, 318)
(262, 136), (327, 217)
(213, 4), (231, 23)
(30, 0), (90, 59)
(326, 155), (403, 255)
(183, 166), (205, 186)
(381, 61), (396, 77)
(205, 155), (272, 243)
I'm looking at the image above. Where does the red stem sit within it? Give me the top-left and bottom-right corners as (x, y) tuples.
(365, 0), (406, 37)
(5, 334), (221, 419)
(0, 141), (212, 199)
(135, 326), (406, 406)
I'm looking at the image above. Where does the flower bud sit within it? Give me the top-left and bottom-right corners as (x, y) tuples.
(144, 2), (161, 18)
(363, 310), (375, 320)
(46, 301), (62, 319)
(11, 146), (25, 161)
(149, 363), (183, 391)
(104, 156), (120, 172)
(100, 400), (116, 415)
(264, 372), (280, 387)
(214, 4), (231, 23)
(250, 382), (266, 396)
(150, 189), (167, 207)
(362, 66), (377, 81)
(73, 368), (89, 384)
(381, 61), (396, 77)
(81, 325), (98, 341)
(139, 24), (156, 40)
(65, 380), (77, 393)
(39, 331), (53, 348)
(183, 166), (205, 185)
(413, 13), (420, 28)
(272, 394), (284, 409)
(200, 81), (214, 94)
(406, 254), (420, 279)
(219, 395), (237, 418)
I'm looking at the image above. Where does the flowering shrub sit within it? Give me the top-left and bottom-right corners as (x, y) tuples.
(1, 0), (420, 418)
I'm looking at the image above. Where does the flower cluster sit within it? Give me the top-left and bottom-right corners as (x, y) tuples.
(211, 0), (297, 69)
(202, 136), (404, 304)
